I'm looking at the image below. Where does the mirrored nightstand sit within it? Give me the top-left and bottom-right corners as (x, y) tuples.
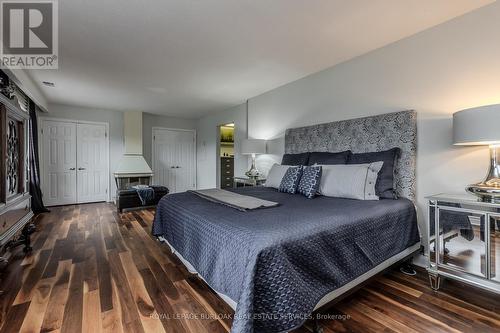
(426, 193), (500, 295)
(233, 177), (266, 188)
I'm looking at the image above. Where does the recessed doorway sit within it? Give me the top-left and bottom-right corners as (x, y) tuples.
(218, 123), (234, 189)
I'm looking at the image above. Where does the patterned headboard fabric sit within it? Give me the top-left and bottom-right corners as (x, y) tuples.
(284, 110), (417, 201)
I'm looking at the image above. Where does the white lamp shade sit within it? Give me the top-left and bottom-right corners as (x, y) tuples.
(241, 139), (266, 155)
(453, 104), (500, 146)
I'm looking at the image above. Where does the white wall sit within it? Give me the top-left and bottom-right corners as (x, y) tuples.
(196, 103), (247, 189)
(246, 2), (500, 243)
(142, 112), (197, 166)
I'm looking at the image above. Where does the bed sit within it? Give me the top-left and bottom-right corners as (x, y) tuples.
(153, 110), (420, 333)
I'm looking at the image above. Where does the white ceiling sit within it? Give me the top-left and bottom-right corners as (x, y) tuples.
(28, 0), (493, 118)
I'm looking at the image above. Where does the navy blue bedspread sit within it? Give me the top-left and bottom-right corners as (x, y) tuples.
(152, 187), (419, 333)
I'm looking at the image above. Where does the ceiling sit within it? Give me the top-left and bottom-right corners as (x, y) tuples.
(28, 0), (493, 118)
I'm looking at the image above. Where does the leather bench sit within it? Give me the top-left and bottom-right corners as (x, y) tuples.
(116, 186), (169, 212)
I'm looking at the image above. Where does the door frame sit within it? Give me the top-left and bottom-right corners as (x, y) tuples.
(151, 127), (197, 190)
(39, 117), (111, 203)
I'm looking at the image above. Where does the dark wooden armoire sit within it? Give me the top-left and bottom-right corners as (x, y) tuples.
(0, 90), (34, 254)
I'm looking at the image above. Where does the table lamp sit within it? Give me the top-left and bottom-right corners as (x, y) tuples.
(241, 139), (266, 178)
(453, 104), (500, 202)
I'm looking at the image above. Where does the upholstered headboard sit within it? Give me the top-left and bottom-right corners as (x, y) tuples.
(284, 110), (417, 201)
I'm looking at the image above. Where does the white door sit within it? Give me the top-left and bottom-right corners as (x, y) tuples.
(153, 129), (196, 193)
(76, 123), (108, 203)
(42, 119), (109, 206)
(42, 120), (77, 206)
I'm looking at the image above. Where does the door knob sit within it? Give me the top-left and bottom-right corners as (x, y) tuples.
(78, 167), (86, 170)
(69, 167), (75, 170)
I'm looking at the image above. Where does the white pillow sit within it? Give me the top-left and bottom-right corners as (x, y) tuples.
(265, 164), (290, 189)
(317, 162), (384, 200)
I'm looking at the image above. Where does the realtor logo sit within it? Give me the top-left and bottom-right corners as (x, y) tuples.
(0, 0), (58, 69)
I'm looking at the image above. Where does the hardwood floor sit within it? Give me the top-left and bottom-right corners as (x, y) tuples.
(0, 202), (499, 333)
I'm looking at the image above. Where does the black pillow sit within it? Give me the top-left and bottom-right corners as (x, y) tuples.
(308, 151), (351, 165)
(281, 153), (310, 166)
(348, 148), (401, 199)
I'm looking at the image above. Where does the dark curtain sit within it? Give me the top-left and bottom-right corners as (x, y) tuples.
(29, 100), (49, 214)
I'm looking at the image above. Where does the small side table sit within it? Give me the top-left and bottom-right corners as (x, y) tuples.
(233, 177), (266, 188)
(426, 193), (500, 295)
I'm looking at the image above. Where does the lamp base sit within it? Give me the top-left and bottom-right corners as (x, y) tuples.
(466, 183), (500, 204)
(245, 154), (260, 179)
(467, 145), (500, 203)
(245, 168), (260, 179)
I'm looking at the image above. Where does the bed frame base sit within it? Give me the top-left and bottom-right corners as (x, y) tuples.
(310, 248), (420, 333)
(157, 236), (420, 333)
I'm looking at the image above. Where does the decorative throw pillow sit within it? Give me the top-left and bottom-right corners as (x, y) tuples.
(348, 148), (400, 199)
(278, 166), (303, 194)
(318, 162), (384, 200)
(281, 153), (310, 166)
(297, 165), (322, 198)
(265, 164), (290, 189)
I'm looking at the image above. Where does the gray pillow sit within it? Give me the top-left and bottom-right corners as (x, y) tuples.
(265, 164), (290, 189)
(317, 162), (384, 200)
(348, 148), (400, 199)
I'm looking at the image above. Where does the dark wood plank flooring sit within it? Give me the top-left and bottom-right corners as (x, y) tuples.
(0, 203), (499, 333)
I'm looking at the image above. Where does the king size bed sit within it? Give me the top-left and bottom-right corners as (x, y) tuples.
(152, 110), (420, 333)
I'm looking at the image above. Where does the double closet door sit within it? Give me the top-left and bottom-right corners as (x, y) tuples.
(153, 128), (196, 193)
(41, 120), (109, 206)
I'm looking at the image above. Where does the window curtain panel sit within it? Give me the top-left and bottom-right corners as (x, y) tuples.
(29, 100), (49, 214)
